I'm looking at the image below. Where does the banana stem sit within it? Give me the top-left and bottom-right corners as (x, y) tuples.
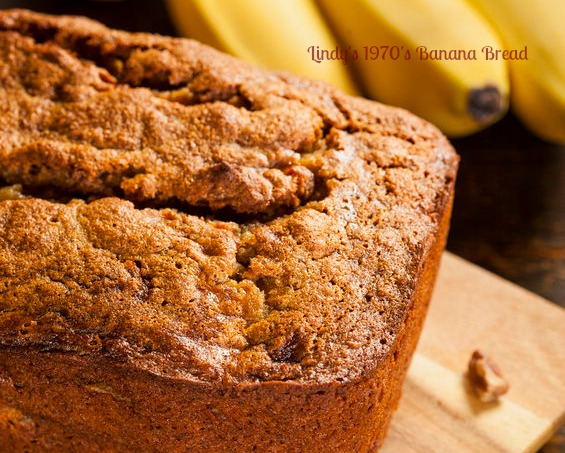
(468, 85), (504, 123)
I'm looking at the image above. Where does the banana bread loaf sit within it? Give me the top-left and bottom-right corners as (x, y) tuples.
(0, 9), (458, 452)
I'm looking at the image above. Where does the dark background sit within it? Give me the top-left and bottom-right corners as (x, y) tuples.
(1, 1), (563, 451)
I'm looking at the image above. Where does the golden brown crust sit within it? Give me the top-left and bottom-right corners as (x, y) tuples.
(0, 9), (459, 452)
(0, 193), (454, 453)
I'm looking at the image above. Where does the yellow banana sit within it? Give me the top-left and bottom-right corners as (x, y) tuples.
(465, 0), (565, 144)
(316, 0), (510, 137)
(164, 0), (359, 95)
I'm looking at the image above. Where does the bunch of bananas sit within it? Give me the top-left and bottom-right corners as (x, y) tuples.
(165, 0), (565, 144)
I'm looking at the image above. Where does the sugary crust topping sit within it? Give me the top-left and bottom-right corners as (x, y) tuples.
(0, 9), (458, 384)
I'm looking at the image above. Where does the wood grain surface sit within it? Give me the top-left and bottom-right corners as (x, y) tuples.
(382, 253), (565, 453)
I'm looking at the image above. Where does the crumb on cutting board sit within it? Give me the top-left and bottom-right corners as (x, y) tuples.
(466, 349), (510, 403)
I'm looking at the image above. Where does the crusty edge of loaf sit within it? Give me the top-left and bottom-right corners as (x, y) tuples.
(0, 175), (456, 453)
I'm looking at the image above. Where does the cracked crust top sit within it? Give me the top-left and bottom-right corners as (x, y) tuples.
(0, 9), (458, 384)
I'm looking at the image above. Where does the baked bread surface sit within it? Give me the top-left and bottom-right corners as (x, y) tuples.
(0, 9), (458, 452)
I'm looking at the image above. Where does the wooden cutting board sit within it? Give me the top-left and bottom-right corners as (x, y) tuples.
(382, 252), (565, 453)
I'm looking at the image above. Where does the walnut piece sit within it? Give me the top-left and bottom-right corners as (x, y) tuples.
(0, 184), (26, 201)
(467, 349), (510, 403)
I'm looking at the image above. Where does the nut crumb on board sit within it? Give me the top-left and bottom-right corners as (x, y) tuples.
(466, 349), (510, 403)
